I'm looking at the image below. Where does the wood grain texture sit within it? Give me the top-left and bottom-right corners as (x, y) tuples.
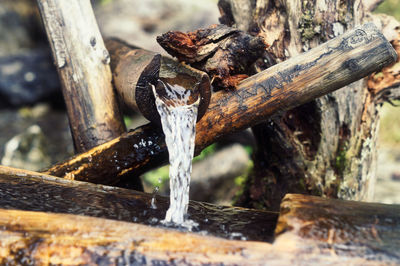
(0, 165), (278, 243)
(276, 194), (400, 262)
(36, 0), (125, 152)
(1, 192), (399, 264)
(229, 0), (400, 211)
(46, 23), (396, 186)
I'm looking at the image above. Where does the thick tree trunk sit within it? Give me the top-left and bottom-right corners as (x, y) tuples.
(218, 0), (400, 211)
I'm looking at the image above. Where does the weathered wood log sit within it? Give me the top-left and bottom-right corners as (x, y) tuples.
(46, 23), (396, 186)
(1, 192), (399, 264)
(105, 38), (162, 122)
(0, 209), (276, 265)
(0, 165), (277, 242)
(105, 38), (211, 124)
(36, 0), (125, 152)
(157, 24), (268, 89)
(228, 0), (400, 211)
(276, 194), (400, 262)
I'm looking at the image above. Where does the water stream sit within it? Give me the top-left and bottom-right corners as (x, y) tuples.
(152, 80), (199, 227)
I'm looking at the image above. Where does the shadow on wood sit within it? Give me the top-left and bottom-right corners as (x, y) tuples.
(0, 166), (277, 243)
(45, 23), (397, 187)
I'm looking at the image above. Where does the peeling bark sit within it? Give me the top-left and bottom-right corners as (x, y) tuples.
(216, 0), (400, 211)
(157, 24), (268, 89)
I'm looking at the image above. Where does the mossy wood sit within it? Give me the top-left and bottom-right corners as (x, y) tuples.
(0, 166), (277, 243)
(36, 0), (125, 153)
(45, 23), (396, 186)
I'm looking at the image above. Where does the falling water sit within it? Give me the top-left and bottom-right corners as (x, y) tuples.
(152, 80), (199, 226)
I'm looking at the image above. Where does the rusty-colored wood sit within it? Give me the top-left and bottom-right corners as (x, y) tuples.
(0, 165), (278, 242)
(46, 23), (396, 186)
(157, 24), (267, 89)
(36, 0), (125, 152)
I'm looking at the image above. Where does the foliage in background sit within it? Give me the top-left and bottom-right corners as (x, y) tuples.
(375, 1), (400, 147)
(379, 101), (400, 147)
(375, 0), (400, 20)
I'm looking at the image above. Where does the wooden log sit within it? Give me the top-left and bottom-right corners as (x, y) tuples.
(0, 209), (276, 265)
(105, 38), (162, 122)
(105, 38), (211, 124)
(276, 194), (400, 262)
(0, 165), (278, 243)
(157, 24), (268, 89)
(1, 192), (399, 264)
(36, 0), (125, 152)
(45, 23), (396, 185)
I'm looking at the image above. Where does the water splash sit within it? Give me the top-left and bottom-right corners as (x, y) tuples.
(152, 80), (199, 226)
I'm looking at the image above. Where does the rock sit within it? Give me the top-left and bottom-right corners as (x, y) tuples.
(0, 49), (61, 106)
(1, 125), (51, 171)
(95, 0), (220, 54)
(190, 144), (251, 204)
(0, 104), (74, 171)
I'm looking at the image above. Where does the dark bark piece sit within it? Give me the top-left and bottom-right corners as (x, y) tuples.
(37, 0), (125, 153)
(0, 166), (277, 243)
(105, 38), (162, 123)
(157, 24), (268, 89)
(45, 23), (396, 186)
(105, 38), (211, 125)
(276, 194), (400, 261)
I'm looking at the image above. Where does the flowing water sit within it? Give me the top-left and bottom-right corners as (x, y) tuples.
(152, 80), (199, 227)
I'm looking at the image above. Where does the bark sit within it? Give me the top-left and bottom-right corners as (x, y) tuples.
(215, 0), (400, 211)
(1, 191), (399, 264)
(36, 0), (125, 153)
(105, 38), (212, 125)
(45, 24), (396, 187)
(157, 24), (268, 89)
(0, 165), (277, 243)
(276, 194), (400, 261)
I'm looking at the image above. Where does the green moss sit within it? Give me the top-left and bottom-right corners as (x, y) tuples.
(299, 10), (316, 41)
(193, 143), (217, 162)
(335, 145), (348, 174)
(142, 165), (169, 188)
(375, 0), (400, 21)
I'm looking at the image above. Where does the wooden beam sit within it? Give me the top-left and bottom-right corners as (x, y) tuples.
(0, 165), (278, 243)
(36, 0), (125, 152)
(1, 191), (399, 264)
(46, 23), (396, 185)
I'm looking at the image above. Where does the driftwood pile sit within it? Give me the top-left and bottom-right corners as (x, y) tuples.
(0, 0), (399, 264)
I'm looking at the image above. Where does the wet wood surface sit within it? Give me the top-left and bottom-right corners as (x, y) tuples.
(106, 38), (211, 125)
(0, 165), (278, 243)
(276, 194), (400, 262)
(46, 23), (397, 186)
(1, 184), (399, 264)
(37, 0), (125, 152)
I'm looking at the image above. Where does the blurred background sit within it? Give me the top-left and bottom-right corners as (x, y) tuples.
(0, 0), (398, 205)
